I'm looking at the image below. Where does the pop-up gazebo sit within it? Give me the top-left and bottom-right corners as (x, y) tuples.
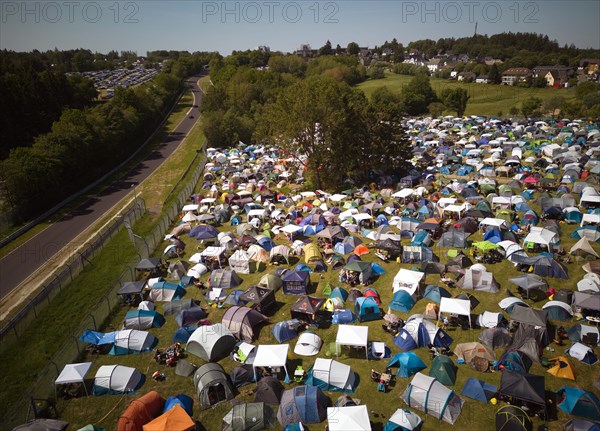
(252, 344), (290, 381)
(55, 362), (92, 397)
(336, 325), (369, 359)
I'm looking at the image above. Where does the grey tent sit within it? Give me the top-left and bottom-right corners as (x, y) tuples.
(11, 420), (69, 431)
(258, 274), (283, 291)
(509, 275), (548, 301)
(572, 292), (600, 312)
(223, 402), (274, 431)
(401, 372), (464, 424)
(194, 363), (234, 410)
(239, 286), (276, 313)
(570, 237), (599, 260)
(499, 370), (546, 408)
(564, 419), (600, 431)
(168, 261), (189, 280)
(254, 376), (284, 405)
(187, 323), (236, 362)
(446, 252), (473, 270)
(175, 359), (197, 377)
(457, 269), (500, 293)
(118, 281), (146, 301)
(438, 231), (470, 248)
(163, 299), (195, 316)
(509, 306), (548, 362)
(480, 328), (512, 349)
(222, 306), (268, 342)
(231, 364), (255, 388)
(277, 386), (330, 427)
(210, 269), (243, 289)
(135, 258), (161, 271)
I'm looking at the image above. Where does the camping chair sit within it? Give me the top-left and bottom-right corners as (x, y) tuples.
(294, 366), (305, 383)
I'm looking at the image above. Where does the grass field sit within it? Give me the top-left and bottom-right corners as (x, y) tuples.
(357, 73), (577, 117)
(0, 87), (206, 426)
(54, 186), (600, 431)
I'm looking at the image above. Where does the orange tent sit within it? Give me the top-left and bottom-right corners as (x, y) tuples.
(547, 356), (576, 380)
(354, 245), (370, 256)
(117, 391), (165, 431)
(142, 404), (195, 431)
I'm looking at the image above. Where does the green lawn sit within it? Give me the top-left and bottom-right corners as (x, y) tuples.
(55, 188), (600, 431)
(357, 73), (577, 117)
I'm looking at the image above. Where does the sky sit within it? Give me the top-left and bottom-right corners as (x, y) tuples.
(1, 1), (599, 55)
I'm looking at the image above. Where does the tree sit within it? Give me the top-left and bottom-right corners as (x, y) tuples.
(319, 40), (333, 56)
(402, 74), (438, 115)
(576, 81), (600, 99)
(369, 67), (385, 80)
(260, 76), (369, 190)
(335, 44), (343, 55)
(509, 106), (520, 117)
(440, 88), (470, 117)
(428, 102), (446, 117)
(521, 97), (542, 118)
(488, 63), (501, 84)
(544, 96), (566, 118)
(347, 42), (360, 55)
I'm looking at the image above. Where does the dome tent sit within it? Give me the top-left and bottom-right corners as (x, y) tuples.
(186, 323), (236, 362)
(495, 405), (532, 431)
(384, 408), (423, 431)
(222, 306), (268, 343)
(387, 352), (427, 377)
(305, 358), (358, 393)
(276, 386), (330, 428)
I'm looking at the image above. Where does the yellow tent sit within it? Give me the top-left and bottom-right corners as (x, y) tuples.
(303, 243), (322, 263)
(547, 356), (575, 380)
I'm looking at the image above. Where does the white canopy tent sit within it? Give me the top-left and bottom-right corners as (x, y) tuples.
(336, 325), (369, 359)
(393, 269), (425, 295)
(55, 362), (92, 396)
(327, 405), (371, 431)
(252, 344), (290, 380)
(479, 218), (509, 230)
(523, 227), (560, 252)
(438, 298), (472, 328)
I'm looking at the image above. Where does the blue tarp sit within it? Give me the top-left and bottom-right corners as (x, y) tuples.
(80, 330), (115, 345)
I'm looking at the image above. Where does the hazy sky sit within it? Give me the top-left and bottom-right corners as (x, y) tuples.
(1, 1), (599, 54)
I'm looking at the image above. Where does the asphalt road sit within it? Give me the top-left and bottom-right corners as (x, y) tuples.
(0, 75), (205, 301)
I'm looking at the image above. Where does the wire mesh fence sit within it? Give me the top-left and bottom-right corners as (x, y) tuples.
(0, 150), (206, 430)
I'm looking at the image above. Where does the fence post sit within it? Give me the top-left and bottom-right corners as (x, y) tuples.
(87, 313), (97, 331)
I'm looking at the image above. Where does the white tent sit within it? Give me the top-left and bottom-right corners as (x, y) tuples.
(393, 189), (415, 199)
(112, 330), (156, 354)
(310, 358), (356, 392)
(477, 311), (503, 328)
(55, 362), (92, 396)
(182, 212), (198, 223)
(294, 332), (323, 356)
(93, 365), (142, 395)
(228, 249), (251, 274)
(499, 297), (528, 312)
(568, 342), (596, 363)
(187, 263), (208, 279)
(393, 269), (425, 295)
(386, 408), (423, 431)
(336, 325), (368, 359)
(327, 405), (371, 431)
(187, 323), (236, 362)
(252, 344), (290, 380)
(182, 204), (199, 213)
(581, 213), (600, 227)
(401, 372), (464, 424)
(438, 298), (472, 328)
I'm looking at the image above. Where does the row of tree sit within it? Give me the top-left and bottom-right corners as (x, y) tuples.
(0, 52), (216, 222)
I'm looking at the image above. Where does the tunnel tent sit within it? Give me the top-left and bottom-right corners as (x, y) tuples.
(327, 405), (371, 431)
(110, 330), (157, 355)
(305, 358), (357, 393)
(194, 363), (235, 410)
(93, 365), (144, 395)
(186, 323), (236, 362)
(222, 402), (274, 431)
(401, 372), (464, 424)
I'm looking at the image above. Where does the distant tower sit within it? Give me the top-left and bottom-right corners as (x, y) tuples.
(474, 21), (478, 36)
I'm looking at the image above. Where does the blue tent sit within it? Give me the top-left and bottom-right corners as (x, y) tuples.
(332, 309), (356, 324)
(460, 378), (497, 403)
(258, 236), (275, 251)
(175, 306), (207, 327)
(164, 394), (194, 416)
(272, 319), (300, 343)
(514, 202), (531, 212)
(389, 290), (415, 313)
(313, 260), (328, 273)
(334, 242), (354, 255)
(521, 190), (535, 200)
(278, 386), (329, 426)
(377, 214), (389, 226)
(565, 209), (583, 224)
(393, 329), (418, 352)
(522, 210), (539, 226)
(295, 264), (312, 273)
(423, 285), (451, 303)
(329, 287), (349, 302)
(355, 296), (381, 322)
(371, 262), (386, 275)
(189, 224), (219, 240)
(80, 330), (115, 345)
(172, 326), (197, 343)
(410, 231), (431, 247)
(151, 281), (186, 301)
(387, 352), (427, 377)
(572, 226), (600, 242)
(497, 351), (532, 374)
(484, 229), (502, 244)
(557, 387), (600, 421)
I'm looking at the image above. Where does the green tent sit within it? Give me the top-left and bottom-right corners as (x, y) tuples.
(429, 355), (457, 386)
(222, 402), (273, 431)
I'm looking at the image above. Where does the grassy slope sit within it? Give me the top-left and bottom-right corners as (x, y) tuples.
(357, 73), (577, 117)
(0, 91), (205, 423)
(56, 191), (600, 431)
